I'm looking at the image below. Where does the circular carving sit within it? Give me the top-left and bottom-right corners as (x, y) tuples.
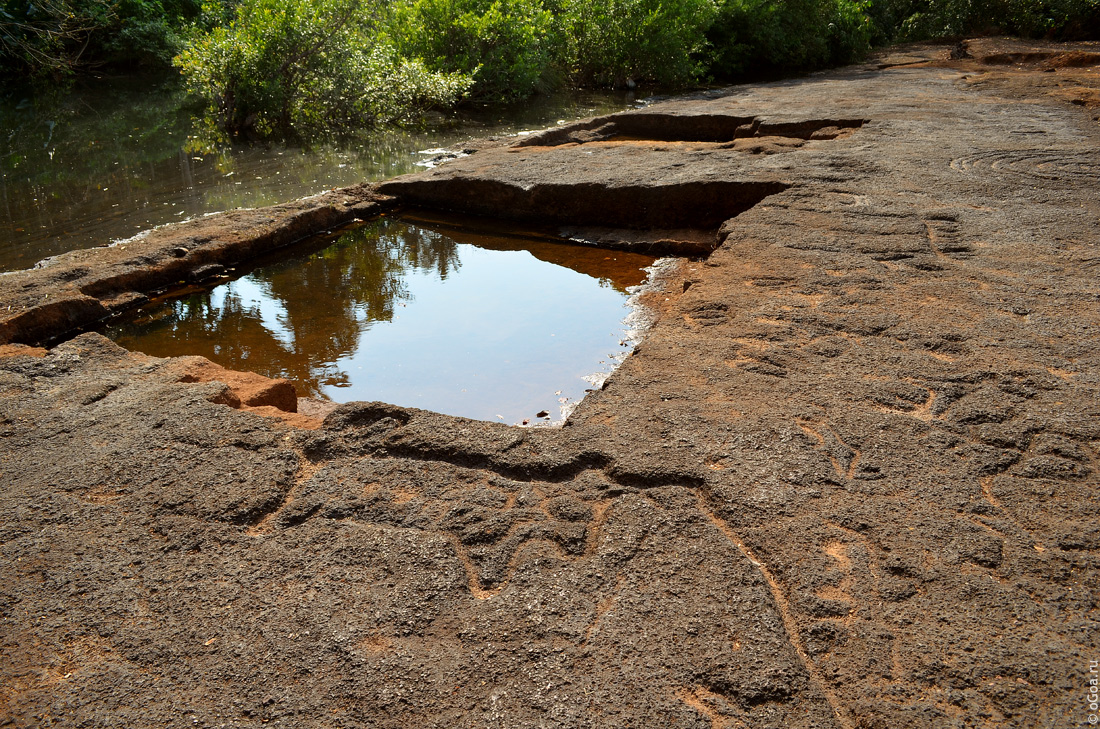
(950, 149), (1100, 181)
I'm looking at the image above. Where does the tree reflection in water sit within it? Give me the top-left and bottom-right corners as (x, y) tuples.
(107, 216), (656, 421)
(111, 218), (461, 398)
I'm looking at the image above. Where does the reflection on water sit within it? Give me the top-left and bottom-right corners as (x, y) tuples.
(1, 74), (644, 271)
(104, 217), (658, 424)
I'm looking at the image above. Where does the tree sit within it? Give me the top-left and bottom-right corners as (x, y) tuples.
(174, 0), (474, 139)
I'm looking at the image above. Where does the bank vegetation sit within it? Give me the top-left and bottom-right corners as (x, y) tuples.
(2, 0), (1098, 139)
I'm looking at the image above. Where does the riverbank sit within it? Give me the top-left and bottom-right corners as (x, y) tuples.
(0, 78), (643, 272)
(1, 38), (1098, 727)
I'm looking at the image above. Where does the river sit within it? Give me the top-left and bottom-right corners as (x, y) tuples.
(1, 73), (645, 272)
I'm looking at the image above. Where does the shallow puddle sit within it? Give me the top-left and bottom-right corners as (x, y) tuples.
(103, 216), (659, 424)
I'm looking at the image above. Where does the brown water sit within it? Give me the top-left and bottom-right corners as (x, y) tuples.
(1, 74), (644, 272)
(103, 215), (659, 424)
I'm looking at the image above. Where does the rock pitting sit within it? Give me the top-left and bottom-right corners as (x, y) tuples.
(1, 38), (1098, 727)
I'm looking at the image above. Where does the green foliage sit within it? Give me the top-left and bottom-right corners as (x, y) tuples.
(0, 0), (115, 75)
(0, 0), (208, 75)
(173, 0), (473, 139)
(707, 0), (872, 79)
(831, 0), (875, 61)
(868, 0), (1100, 41)
(563, 0), (719, 87)
(388, 0), (721, 95)
(388, 0), (557, 101)
(100, 0), (202, 65)
(7, 0), (1099, 139)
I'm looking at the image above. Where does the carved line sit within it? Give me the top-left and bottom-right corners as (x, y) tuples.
(798, 420), (861, 482)
(798, 422), (845, 479)
(979, 476), (1001, 508)
(582, 572), (625, 646)
(675, 686), (749, 729)
(824, 520), (880, 581)
(246, 457), (322, 536)
(446, 533), (505, 601)
(691, 489), (854, 729)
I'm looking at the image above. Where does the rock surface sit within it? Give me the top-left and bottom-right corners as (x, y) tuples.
(1, 38), (1098, 727)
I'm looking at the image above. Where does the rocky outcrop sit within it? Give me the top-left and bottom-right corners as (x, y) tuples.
(0, 38), (1098, 728)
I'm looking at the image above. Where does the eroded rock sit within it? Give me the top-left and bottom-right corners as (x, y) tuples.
(1, 38), (1097, 728)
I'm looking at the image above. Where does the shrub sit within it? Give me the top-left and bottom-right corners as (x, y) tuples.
(0, 0), (209, 74)
(562, 0), (719, 87)
(100, 0), (203, 66)
(830, 0), (874, 62)
(174, 0), (474, 139)
(0, 0), (115, 75)
(707, 0), (871, 79)
(387, 0), (557, 101)
(876, 0), (1100, 41)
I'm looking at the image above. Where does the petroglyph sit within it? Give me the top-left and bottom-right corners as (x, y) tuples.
(1, 37), (1097, 728)
(950, 149), (1100, 182)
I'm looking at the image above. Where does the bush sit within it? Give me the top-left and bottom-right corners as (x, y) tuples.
(0, 0), (115, 75)
(830, 0), (874, 62)
(873, 0), (1100, 41)
(387, 0), (557, 101)
(707, 0), (871, 79)
(563, 0), (719, 87)
(100, 0), (202, 66)
(174, 0), (474, 139)
(0, 0), (207, 74)
(5, 0), (1099, 93)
